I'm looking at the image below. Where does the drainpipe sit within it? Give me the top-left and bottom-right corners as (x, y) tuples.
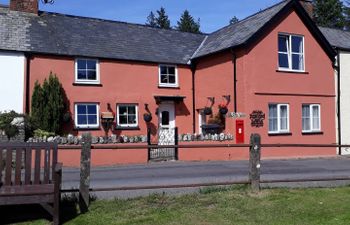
(335, 50), (341, 155)
(191, 63), (197, 133)
(24, 53), (31, 114)
(231, 49), (238, 113)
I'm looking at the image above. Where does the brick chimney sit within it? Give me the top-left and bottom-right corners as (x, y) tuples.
(299, 0), (314, 18)
(10, 0), (38, 14)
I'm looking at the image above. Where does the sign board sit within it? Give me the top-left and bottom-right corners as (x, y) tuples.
(227, 112), (246, 118)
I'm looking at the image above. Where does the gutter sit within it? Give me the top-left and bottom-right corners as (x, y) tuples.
(24, 53), (31, 114)
(231, 49), (238, 113)
(335, 50), (341, 155)
(191, 63), (197, 133)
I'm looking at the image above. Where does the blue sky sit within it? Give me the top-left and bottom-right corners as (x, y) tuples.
(0, 0), (282, 33)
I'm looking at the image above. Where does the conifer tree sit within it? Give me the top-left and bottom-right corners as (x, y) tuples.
(176, 10), (201, 33)
(31, 81), (44, 129)
(146, 11), (157, 27)
(229, 16), (239, 25)
(313, 0), (345, 29)
(156, 7), (171, 29)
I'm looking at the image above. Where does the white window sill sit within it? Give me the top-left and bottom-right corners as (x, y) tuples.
(75, 125), (100, 130)
(158, 84), (179, 88)
(276, 69), (308, 74)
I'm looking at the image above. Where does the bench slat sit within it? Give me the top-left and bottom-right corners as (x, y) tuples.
(34, 148), (41, 185)
(5, 148), (13, 186)
(25, 146), (32, 185)
(14, 148), (22, 185)
(44, 147), (50, 184)
(52, 143), (58, 180)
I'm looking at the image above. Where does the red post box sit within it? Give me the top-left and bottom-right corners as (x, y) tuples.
(236, 120), (244, 144)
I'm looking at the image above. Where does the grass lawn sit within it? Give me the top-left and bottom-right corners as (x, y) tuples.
(5, 185), (350, 225)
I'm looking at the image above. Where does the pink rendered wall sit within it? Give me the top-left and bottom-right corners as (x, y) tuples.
(28, 56), (194, 137)
(195, 9), (336, 156)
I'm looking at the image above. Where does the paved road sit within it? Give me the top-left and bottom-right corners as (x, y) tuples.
(62, 157), (350, 198)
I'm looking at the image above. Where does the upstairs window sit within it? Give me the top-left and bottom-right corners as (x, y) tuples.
(117, 104), (138, 127)
(302, 104), (321, 132)
(75, 59), (99, 83)
(278, 34), (304, 71)
(159, 65), (178, 87)
(269, 104), (289, 133)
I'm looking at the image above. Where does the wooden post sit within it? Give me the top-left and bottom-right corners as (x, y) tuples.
(249, 133), (261, 192)
(79, 132), (92, 213)
(174, 127), (179, 160)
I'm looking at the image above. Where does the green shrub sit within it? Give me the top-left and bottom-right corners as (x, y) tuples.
(0, 111), (21, 140)
(33, 129), (56, 138)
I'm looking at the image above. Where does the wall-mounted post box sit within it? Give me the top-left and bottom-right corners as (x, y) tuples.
(236, 120), (244, 144)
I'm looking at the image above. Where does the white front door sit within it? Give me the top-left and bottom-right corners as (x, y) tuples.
(158, 103), (175, 129)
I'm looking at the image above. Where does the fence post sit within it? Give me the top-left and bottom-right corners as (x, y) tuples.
(79, 132), (92, 213)
(249, 133), (261, 192)
(174, 127), (179, 160)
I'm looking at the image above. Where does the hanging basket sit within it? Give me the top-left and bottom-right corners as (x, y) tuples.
(219, 107), (228, 115)
(143, 113), (152, 122)
(203, 107), (212, 115)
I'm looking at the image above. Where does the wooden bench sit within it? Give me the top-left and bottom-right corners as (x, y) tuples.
(0, 142), (62, 225)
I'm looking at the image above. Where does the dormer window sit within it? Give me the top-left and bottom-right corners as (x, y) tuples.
(278, 34), (304, 72)
(159, 65), (178, 87)
(75, 59), (100, 84)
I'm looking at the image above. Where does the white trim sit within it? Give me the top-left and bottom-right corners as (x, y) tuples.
(158, 64), (179, 87)
(117, 104), (139, 127)
(268, 103), (290, 134)
(75, 58), (100, 84)
(302, 104), (321, 133)
(74, 103), (100, 129)
(278, 33), (305, 72)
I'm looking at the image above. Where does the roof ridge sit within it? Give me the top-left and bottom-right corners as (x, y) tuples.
(38, 10), (207, 37)
(208, 0), (289, 36)
(190, 35), (209, 62)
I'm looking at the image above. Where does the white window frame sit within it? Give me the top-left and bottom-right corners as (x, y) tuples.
(278, 33), (305, 72)
(198, 110), (207, 134)
(158, 64), (178, 87)
(117, 104), (139, 128)
(74, 103), (100, 129)
(302, 104), (321, 133)
(75, 58), (100, 84)
(268, 103), (290, 134)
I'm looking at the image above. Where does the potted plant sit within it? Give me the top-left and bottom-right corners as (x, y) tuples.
(143, 113), (152, 122)
(203, 107), (212, 115)
(219, 103), (228, 115)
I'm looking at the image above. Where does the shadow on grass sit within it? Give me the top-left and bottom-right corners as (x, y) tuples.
(0, 193), (97, 225)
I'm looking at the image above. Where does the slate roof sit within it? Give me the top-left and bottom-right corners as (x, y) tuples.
(319, 27), (350, 51)
(192, 0), (289, 59)
(0, 6), (205, 65)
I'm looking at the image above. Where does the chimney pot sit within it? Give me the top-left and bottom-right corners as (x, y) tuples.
(10, 0), (38, 14)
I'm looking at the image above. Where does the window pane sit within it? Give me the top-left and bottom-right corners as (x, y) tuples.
(77, 105), (87, 114)
(280, 105), (288, 130)
(87, 115), (97, 125)
(162, 111), (170, 126)
(128, 115), (137, 124)
(168, 66), (175, 75)
(160, 66), (167, 75)
(119, 115), (127, 124)
(119, 106), (127, 115)
(77, 115), (87, 125)
(269, 105), (278, 132)
(77, 60), (86, 70)
(77, 70), (87, 80)
(169, 75), (176, 84)
(87, 105), (97, 114)
(87, 70), (96, 80)
(292, 54), (303, 70)
(86, 60), (96, 70)
(292, 36), (303, 53)
(161, 75), (168, 83)
(128, 106), (136, 115)
(312, 106), (320, 130)
(278, 35), (288, 52)
(302, 105), (310, 131)
(279, 53), (289, 68)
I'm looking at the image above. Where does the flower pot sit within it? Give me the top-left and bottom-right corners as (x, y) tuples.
(219, 107), (228, 115)
(203, 107), (212, 115)
(143, 114), (152, 122)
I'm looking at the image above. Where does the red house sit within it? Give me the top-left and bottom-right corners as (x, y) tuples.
(0, 0), (337, 166)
